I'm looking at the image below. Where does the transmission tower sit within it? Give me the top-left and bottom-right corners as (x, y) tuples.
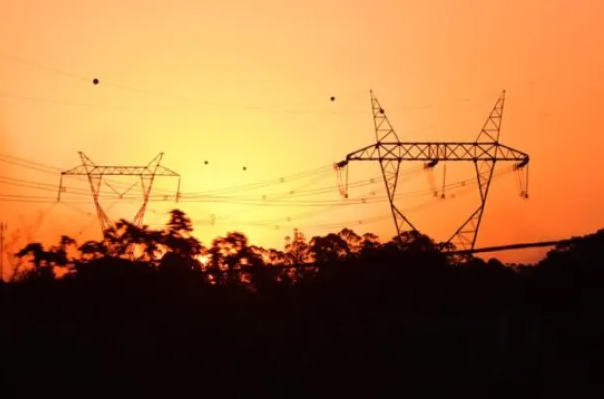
(334, 90), (530, 252)
(57, 152), (181, 237)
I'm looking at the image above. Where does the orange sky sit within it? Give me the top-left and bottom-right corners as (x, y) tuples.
(1, 0), (604, 277)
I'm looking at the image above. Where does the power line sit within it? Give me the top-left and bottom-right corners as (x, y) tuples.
(0, 150), (485, 201)
(0, 85), (531, 249)
(449, 239), (572, 256)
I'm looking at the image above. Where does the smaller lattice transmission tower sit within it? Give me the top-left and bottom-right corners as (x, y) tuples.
(57, 152), (181, 237)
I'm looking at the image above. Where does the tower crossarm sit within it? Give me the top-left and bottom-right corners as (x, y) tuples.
(340, 142), (529, 165)
(61, 165), (180, 177)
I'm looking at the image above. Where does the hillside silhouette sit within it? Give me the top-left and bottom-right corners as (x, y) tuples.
(1, 209), (603, 397)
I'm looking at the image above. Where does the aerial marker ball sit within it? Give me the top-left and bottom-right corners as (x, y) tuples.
(243, 166), (247, 171)
(92, 78), (99, 85)
(330, 96), (335, 101)
(204, 160), (209, 165)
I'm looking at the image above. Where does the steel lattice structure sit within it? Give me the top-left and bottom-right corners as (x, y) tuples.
(334, 90), (530, 252)
(57, 152), (181, 236)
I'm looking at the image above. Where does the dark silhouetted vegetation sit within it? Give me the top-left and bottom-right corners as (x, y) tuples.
(1, 209), (603, 397)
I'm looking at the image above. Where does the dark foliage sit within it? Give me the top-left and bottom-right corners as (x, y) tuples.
(1, 210), (603, 397)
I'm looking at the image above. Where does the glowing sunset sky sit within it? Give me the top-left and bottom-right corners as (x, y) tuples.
(1, 0), (603, 276)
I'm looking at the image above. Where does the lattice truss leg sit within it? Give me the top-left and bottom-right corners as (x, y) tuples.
(371, 91), (418, 237)
(131, 155), (164, 228)
(447, 92), (505, 251)
(446, 159), (497, 251)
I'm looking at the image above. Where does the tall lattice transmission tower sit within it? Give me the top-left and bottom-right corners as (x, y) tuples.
(334, 90), (530, 252)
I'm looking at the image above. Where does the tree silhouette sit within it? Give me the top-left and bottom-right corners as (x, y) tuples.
(309, 232), (350, 264)
(78, 239), (108, 262)
(338, 228), (363, 255)
(207, 231), (265, 286)
(359, 232), (381, 256)
(13, 235), (76, 280)
(284, 228), (311, 264)
(158, 209), (205, 273)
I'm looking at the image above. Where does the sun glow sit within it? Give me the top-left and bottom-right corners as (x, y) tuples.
(197, 254), (210, 267)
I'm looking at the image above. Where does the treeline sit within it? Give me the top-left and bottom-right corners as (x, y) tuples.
(7, 209), (444, 284)
(1, 209), (603, 397)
